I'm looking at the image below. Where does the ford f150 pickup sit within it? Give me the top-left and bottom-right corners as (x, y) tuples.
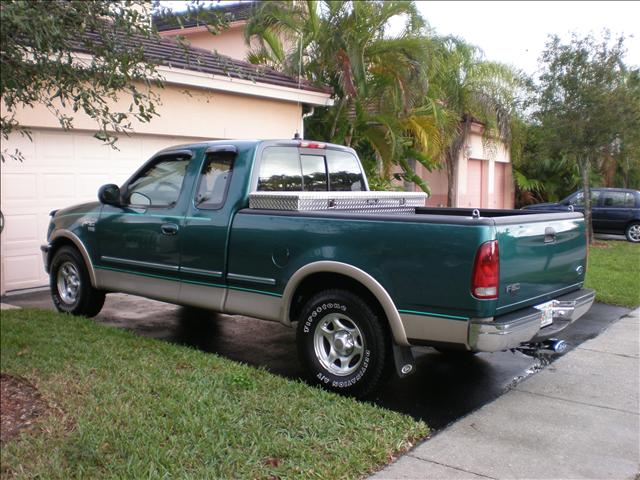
(42, 140), (595, 396)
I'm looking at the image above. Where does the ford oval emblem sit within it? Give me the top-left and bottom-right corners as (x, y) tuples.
(576, 265), (584, 276)
(401, 364), (413, 375)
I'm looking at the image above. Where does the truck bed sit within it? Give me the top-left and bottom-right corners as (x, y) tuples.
(232, 206), (587, 321)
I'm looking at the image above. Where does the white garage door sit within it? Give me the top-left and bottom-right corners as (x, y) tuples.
(1, 128), (207, 292)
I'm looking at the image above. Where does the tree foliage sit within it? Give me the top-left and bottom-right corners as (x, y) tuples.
(1, 0), (162, 161)
(245, 0), (458, 193)
(0, 0), (225, 162)
(533, 31), (639, 242)
(245, 1), (521, 197)
(428, 37), (523, 205)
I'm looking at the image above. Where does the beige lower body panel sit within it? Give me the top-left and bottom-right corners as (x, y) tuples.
(401, 313), (469, 346)
(223, 289), (282, 322)
(96, 268), (181, 304)
(178, 282), (226, 312)
(96, 267), (284, 322)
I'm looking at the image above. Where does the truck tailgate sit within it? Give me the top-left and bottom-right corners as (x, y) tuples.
(495, 214), (587, 315)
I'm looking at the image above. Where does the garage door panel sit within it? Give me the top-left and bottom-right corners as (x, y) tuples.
(3, 254), (42, 287)
(111, 136), (143, 157)
(44, 173), (76, 198)
(466, 159), (483, 207)
(39, 132), (74, 160)
(75, 135), (111, 159)
(493, 163), (506, 209)
(2, 214), (39, 243)
(77, 174), (111, 197)
(2, 173), (38, 200)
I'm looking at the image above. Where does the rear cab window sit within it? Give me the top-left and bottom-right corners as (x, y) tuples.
(195, 150), (235, 209)
(257, 146), (365, 192)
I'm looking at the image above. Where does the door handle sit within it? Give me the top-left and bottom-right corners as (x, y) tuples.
(161, 223), (179, 235)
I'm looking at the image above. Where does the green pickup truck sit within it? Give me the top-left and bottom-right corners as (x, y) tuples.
(42, 140), (595, 396)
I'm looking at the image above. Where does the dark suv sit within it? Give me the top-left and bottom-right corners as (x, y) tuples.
(523, 188), (640, 242)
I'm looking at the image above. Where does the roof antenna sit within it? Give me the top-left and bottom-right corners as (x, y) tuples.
(293, 132), (301, 140)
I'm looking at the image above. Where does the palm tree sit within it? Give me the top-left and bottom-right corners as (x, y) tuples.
(429, 37), (521, 206)
(245, 0), (451, 192)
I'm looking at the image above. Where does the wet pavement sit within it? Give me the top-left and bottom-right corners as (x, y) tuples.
(2, 289), (630, 431)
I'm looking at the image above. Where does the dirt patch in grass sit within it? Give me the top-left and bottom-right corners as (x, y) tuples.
(0, 373), (47, 444)
(591, 241), (613, 248)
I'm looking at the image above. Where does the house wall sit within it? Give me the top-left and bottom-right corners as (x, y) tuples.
(160, 23), (257, 61)
(455, 125), (513, 209)
(402, 124), (513, 209)
(6, 83), (302, 140)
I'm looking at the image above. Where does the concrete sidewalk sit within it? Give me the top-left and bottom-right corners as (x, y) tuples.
(373, 308), (640, 480)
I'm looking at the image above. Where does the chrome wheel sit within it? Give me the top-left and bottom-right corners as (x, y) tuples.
(313, 313), (365, 376)
(56, 261), (80, 304)
(627, 223), (640, 242)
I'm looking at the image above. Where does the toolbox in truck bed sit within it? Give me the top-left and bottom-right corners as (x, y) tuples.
(248, 191), (427, 213)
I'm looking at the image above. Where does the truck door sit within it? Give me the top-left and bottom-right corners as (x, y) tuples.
(178, 146), (236, 311)
(95, 150), (195, 303)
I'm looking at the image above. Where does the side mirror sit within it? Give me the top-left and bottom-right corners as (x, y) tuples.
(98, 184), (121, 206)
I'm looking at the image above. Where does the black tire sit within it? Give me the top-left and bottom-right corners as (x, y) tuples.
(296, 289), (389, 398)
(50, 246), (105, 317)
(625, 222), (640, 243)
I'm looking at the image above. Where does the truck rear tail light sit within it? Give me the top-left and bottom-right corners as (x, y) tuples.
(471, 240), (499, 299)
(299, 141), (326, 149)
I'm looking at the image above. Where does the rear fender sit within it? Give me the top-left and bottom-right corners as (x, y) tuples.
(281, 261), (409, 346)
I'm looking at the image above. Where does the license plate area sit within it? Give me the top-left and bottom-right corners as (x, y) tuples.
(535, 300), (555, 328)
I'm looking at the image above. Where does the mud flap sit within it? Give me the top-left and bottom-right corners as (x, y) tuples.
(392, 344), (416, 378)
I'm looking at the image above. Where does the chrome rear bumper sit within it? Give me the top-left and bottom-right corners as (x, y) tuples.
(468, 288), (595, 352)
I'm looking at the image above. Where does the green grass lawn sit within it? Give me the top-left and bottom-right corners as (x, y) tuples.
(585, 241), (640, 307)
(0, 309), (428, 479)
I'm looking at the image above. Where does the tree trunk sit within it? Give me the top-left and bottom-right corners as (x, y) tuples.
(445, 149), (456, 207)
(580, 156), (593, 245)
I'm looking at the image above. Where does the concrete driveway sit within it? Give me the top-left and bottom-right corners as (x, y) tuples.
(2, 289), (630, 431)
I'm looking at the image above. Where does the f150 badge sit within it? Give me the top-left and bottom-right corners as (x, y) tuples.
(506, 283), (521, 295)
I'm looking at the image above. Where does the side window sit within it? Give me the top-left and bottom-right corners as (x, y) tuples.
(570, 191), (600, 206)
(301, 155), (328, 191)
(257, 147), (303, 191)
(569, 192), (584, 206)
(195, 151), (235, 209)
(126, 154), (190, 207)
(326, 150), (365, 191)
(623, 192), (636, 207)
(602, 191), (628, 207)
